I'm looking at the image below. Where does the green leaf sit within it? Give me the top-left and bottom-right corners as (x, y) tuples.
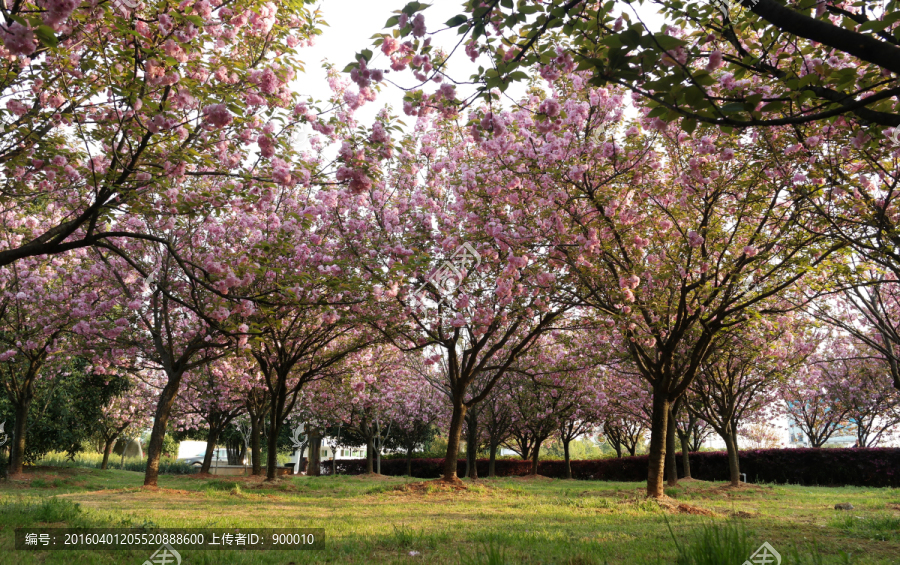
(652, 33), (686, 50)
(681, 118), (697, 134)
(34, 25), (58, 48)
(401, 2), (429, 16)
(601, 34), (623, 48)
(760, 101), (785, 113)
(445, 14), (467, 27)
(858, 19), (892, 32)
(384, 15), (400, 28)
(720, 102), (746, 113)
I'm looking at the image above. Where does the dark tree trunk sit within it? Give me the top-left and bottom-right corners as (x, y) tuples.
(530, 441), (541, 475)
(488, 443), (498, 478)
(308, 433), (321, 477)
(101, 434), (119, 471)
(646, 388), (670, 498)
(678, 429), (692, 479)
(406, 446), (413, 476)
(265, 415), (284, 481)
(442, 399), (466, 481)
(666, 405), (678, 486)
(465, 410), (478, 480)
(144, 375), (183, 487)
(249, 414), (262, 476)
(265, 370), (292, 481)
(365, 434), (374, 474)
(200, 425), (222, 475)
(563, 438), (572, 479)
(8, 398), (32, 477)
(723, 430), (741, 486)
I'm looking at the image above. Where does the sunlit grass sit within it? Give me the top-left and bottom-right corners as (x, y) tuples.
(0, 468), (898, 563)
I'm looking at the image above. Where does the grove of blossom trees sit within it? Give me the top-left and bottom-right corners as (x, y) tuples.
(2, 0), (899, 500)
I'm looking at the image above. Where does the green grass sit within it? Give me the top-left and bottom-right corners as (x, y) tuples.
(1, 467), (898, 564)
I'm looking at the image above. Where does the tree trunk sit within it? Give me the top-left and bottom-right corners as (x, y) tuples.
(723, 430), (741, 486)
(143, 374), (183, 487)
(666, 405), (678, 487)
(530, 441), (541, 475)
(365, 434), (374, 474)
(308, 433), (321, 477)
(8, 399), (31, 477)
(646, 388), (670, 498)
(563, 438), (572, 479)
(101, 434), (119, 471)
(465, 410), (478, 480)
(250, 414), (262, 476)
(200, 425), (222, 475)
(678, 430), (692, 479)
(488, 443), (498, 478)
(442, 399), (466, 481)
(264, 414), (284, 481)
(406, 446), (413, 476)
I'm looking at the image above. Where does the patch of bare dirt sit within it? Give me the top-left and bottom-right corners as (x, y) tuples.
(656, 496), (719, 516)
(676, 503), (719, 516)
(392, 478), (475, 495)
(354, 472), (392, 480)
(139, 486), (198, 496)
(731, 510), (757, 518)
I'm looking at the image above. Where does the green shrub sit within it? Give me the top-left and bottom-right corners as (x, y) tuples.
(36, 451), (196, 474)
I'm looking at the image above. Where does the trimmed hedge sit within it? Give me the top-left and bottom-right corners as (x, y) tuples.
(321, 448), (900, 487)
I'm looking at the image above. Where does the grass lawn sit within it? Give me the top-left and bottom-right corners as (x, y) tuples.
(1, 467), (899, 564)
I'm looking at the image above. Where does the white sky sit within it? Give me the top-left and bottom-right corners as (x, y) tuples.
(296, 0), (668, 128)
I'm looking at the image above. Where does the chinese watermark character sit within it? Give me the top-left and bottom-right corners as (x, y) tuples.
(143, 543), (181, 565)
(408, 243), (481, 310)
(591, 120), (613, 143)
(888, 128), (900, 147)
(743, 542), (781, 565)
(707, 0), (760, 16)
(289, 423), (306, 475)
(112, 0), (141, 15)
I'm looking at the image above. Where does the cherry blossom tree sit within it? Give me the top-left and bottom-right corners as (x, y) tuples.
(0, 251), (95, 476)
(380, 0), (900, 130)
(689, 316), (814, 485)
(812, 338), (900, 447)
(452, 74), (837, 495)
(173, 359), (248, 474)
(83, 227), (236, 487)
(0, 0), (322, 267)
(96, 380), (153, 470)
(781, 337), (857, 448)
(332, 108), (575, 483)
